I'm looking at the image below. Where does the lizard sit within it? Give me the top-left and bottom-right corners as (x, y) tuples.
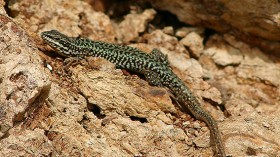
(41, 30), (226, 157)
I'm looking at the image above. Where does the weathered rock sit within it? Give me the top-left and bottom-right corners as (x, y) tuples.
(71, 62), (175, 117)
(9, 0), (116, 42)
(0, 14), (50, 138)
(203, 35), (244, 66)
(0, 128), (53, 156)
(180, 31), (204, 58)
(0, 0), (5, 14)
(222, 112), (280, 156)
(201, 34), (280, 116)
(147, 0), (280, 54)
(175, 27), (204, 38)
(162, 26), (174, 35)
(116, 9), (157, 43)
(1, 0), (280, 156)
(1, 1), (204, 156)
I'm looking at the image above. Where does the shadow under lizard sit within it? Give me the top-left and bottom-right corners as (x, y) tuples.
(41, 30), (226, 157)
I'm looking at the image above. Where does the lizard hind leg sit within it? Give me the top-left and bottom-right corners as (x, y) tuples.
(143, 70), (162, 87)
(150, 48), (170, 66)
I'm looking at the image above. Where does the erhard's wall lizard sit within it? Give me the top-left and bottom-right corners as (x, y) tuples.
(41, 30), (226, 157)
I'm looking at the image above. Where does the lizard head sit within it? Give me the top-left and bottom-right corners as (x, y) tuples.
(41, 30), (74, 57)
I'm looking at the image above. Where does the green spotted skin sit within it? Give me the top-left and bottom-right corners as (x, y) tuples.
(41, 30), (226, 157)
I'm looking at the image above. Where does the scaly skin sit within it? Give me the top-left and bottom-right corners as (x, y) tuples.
(41, 30), (226, 156)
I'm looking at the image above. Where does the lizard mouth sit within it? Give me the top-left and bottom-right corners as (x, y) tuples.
(41, 36), (57, 49)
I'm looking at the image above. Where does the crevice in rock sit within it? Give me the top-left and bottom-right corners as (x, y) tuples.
(246, 147), (257, 156)
(87, 103), (106, 119)
(184, 45), (197, 59)
(78, 114), (91, 131)
(203, 28), (216, 45)
(203, 97), (226, 114)
(203, 97), (221, 107)
(150, 10), (186, 30)
(78, 90), (106, 119)
(3, 0), (16, 18)
(129, 116), (147, 123)
(0, 130), (10, 140)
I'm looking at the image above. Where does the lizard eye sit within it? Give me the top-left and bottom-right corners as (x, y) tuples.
(52, 35), (62, 40)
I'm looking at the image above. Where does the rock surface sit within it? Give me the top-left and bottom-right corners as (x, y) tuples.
(147, 0), (280, 55)
(115, 8), (157, 43)
(0, 0), (279, 156)
(0, 14), (50, 138)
